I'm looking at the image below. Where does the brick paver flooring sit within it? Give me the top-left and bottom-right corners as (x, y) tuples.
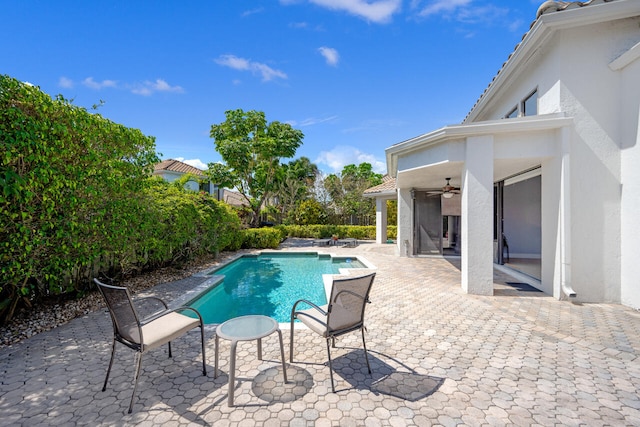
(1, 240), (639, 426)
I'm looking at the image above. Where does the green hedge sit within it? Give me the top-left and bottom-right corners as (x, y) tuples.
(0, 75), (243, 323)
(139, 180), (242, 266)
(239, 227), (285, 250)
(276, 224), (396, 240)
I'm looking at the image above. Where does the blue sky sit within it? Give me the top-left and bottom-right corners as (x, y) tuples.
(3, 0), (541, 174)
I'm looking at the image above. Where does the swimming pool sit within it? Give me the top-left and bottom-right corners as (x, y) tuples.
(186, 252), (370, 324)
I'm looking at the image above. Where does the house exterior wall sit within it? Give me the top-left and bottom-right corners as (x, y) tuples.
(619, 40), (640, 308)
(387, 3), (640, 308)
(155, 170), (204, 193)
(471, 17), (639, 305)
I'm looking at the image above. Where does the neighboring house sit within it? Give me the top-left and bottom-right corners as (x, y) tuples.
(153, 159), (249, 207)
(367, 0), (640, 309)
(220, 188), (250, 208)
(153, 159), (221, 197)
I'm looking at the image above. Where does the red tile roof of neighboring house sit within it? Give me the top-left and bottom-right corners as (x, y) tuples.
(364, 174), (396, 196)
(222, 189), (249, 207)
(154, 159), (205, 176)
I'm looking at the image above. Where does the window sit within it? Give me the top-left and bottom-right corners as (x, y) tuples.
(522, 89), (537, 116)
(505, 107), (518, 119)
(199, 181), (211, 194)
(503, 88), (538, 118)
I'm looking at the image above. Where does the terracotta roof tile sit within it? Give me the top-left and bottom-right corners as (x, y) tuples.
(364, 174), (396, 195)
(154, 159), (206, 176)
(222, 189), (249, 207)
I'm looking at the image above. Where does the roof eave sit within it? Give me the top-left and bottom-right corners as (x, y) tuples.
(363, 189), (397, 199)
(386, 113), (572, 177)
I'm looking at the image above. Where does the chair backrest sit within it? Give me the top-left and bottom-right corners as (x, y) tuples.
(326, 273), (375, 334)
(94, 278), (142, 346)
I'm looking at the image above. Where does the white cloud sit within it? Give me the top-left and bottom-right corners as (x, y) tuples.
(416, 0), (471, 17)
(288, 115), (338, 127)
(242, 7), (264, 17)
(415, 1), (514, 30)
(307, 0), (401, 23)
(456, 4), (509, 25)
(131, 79), (184, 96)
(176, 157), (209, 171)
(315, 146), (386, 174)
(58, 76), (74, 88)
(215, 54), (288, 82)
(82, 77), (118, 90)
(318, 46), (340, 66)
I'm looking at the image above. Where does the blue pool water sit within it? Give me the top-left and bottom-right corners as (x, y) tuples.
(187, 252), (367, 324)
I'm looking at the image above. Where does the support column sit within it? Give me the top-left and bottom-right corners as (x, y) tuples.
(375, 198), (388, 244)
(397, 188), (413, 257)
(462, 135), (494, 295)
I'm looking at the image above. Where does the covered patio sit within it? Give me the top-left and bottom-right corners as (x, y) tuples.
(369, 113), (576, 300)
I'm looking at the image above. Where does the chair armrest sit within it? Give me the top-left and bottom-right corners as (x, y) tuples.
(291, 299), (327, 316)
(134, 296), (169, 320)
(140, 306), (205, 326)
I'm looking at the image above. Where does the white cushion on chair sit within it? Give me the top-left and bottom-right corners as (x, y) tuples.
(297, 305), (329, 336)
(141, 312), (200, 351)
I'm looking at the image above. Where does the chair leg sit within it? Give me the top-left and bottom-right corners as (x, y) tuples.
(102, 337), (117, 392)
(361, 327), (372, 374)
(214, 334), (219, 379)
(289, 318), (295, 363)
(200, 324), (207, 376)
(277, 328), (288, 384)
(326, 338), (336, 393)
(129, 352), (143, 414)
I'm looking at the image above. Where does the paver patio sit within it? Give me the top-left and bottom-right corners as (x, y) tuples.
(1, 240), (639, 426)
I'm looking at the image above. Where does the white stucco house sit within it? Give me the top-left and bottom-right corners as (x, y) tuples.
(366, 0), (640, 309)
(153, 159), (220, 196)
(153, 159), (249, 207)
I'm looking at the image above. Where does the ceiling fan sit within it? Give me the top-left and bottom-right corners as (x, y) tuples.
(427, 178), (460, 199)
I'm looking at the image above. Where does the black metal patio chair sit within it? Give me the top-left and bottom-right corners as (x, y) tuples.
(94, 278), (207, 413)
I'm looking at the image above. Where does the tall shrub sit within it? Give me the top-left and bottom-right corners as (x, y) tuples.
(141, 179), (241, 265)
(0, 75), (159, 320)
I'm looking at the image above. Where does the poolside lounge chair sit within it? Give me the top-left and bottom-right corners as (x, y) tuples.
(312, 238), (332, 246)
(290, 272), (376, 392)
(94, 278), (207, 413)
(337, 238), (358, 247)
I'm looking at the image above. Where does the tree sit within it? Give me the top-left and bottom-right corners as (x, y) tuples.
(208, 109), (304, 227)
(323, 163), (382, 225)
(276, 157), (319, 223)
(292, 199), (327, 225)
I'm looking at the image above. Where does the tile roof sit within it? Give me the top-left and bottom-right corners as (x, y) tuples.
(154, 159), (206, 176)
(222, 189), (249, 207)
(364, 174), (396, 195)
(464, 0), (619, 122)
(536, 0), (617, 17)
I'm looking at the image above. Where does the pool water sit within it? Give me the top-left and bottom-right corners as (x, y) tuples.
(187, 253), (367, 324)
